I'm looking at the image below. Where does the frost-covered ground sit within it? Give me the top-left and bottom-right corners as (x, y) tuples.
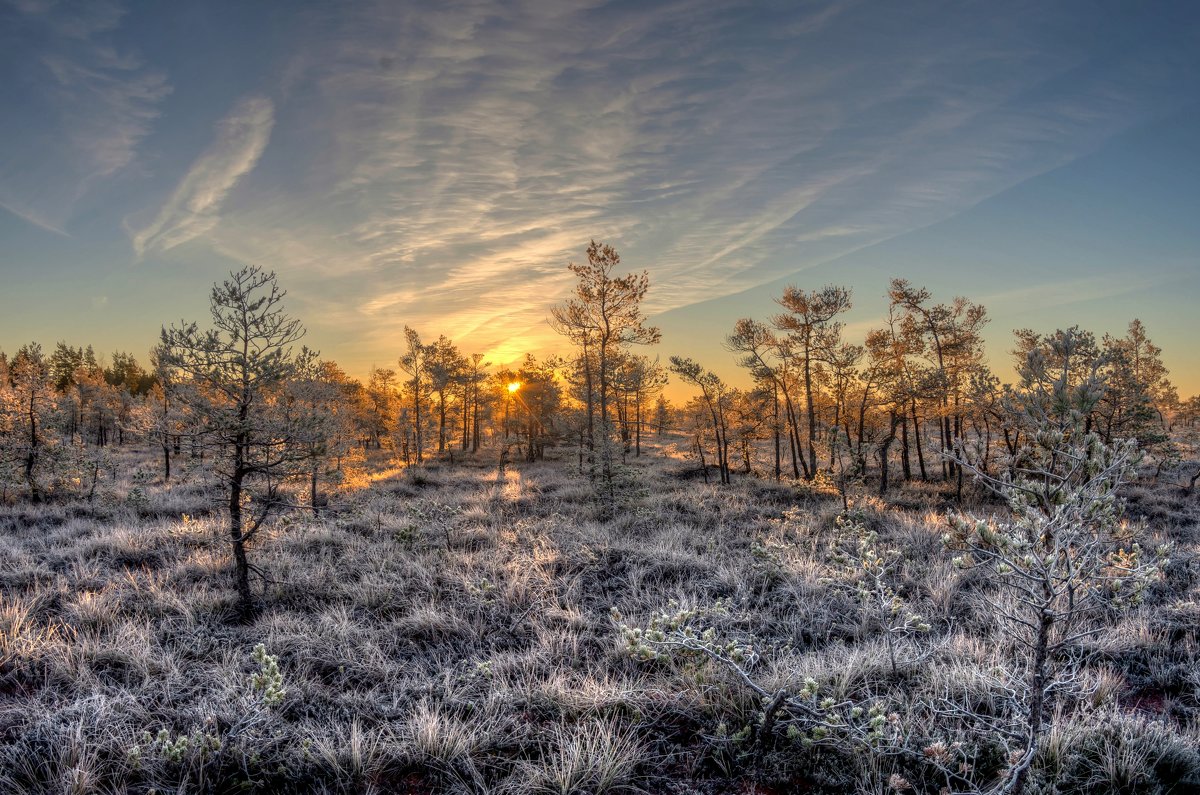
(1, 442), (1197, 794)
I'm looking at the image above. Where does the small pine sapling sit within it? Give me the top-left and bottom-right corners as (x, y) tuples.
(944, 329), (1166, 795)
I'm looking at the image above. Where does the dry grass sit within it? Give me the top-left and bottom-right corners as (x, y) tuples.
(0, 441), (1197, 793)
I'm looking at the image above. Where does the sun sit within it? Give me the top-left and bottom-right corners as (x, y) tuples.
(507, 381), (521, 393)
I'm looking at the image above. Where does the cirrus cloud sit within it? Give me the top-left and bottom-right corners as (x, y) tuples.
(130, 95), (275, 257)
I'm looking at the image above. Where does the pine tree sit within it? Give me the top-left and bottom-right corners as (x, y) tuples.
(160, 267), (310, 620)
(550, 241), (660, 508)
(1, 344), (58, 502)
(947, 328), (1162, 794)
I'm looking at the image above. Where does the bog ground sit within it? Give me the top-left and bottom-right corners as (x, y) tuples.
(1, 441), (1197, 795)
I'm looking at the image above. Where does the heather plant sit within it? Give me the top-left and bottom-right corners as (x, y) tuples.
(127, 727), (223, 777)
(249, 643), (286, 707)
(826, 511), (931, 676)
(614, 602), (902, 762)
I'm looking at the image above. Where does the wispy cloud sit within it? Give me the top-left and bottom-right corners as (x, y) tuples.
(130, 96), (274, 257)
(979, 273), (1177, 316)
(27, 0), (1189, 374)
(0, 0), (168, 232)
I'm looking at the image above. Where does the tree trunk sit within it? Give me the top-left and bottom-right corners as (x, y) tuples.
(721, 422), (731, 484)
(228, 466), (254, 620)
(437, 393), (447, 453)
(1010, 606), (1054, 795)
(598, 338), (614, 500)
(776, 384), (798, 478)
(635, 390), (642, 457)
(773, 382), (781, 482)
(878, 411), (899, 496)
(413, 376), (423, 464)
(803, 350), (817, 479)
(582, 340), (595, 457)
(25, 392), (41, 503)
(471, 382), (481, 453)
(911, 399), (928, 480)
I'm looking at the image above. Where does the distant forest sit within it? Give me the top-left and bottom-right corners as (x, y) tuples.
(4, 241), (1193, 513)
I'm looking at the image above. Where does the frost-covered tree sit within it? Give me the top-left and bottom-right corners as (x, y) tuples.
(398, 326), (429, 464)
(0, 344), (58, 502)
(363, 367), (400, 451)
(1098, 319), (1176, 471)
(611, 353), (667, 457)
(423, 335), (466, 455)
(160, 267), (310, 619)
(946, 328), (1163, 794)
(891, 280), (988, 489)
(727, 317), (807, 481)
(285, 356), (358, 515)
(550, 241), (660, 502)
(670, 356), (731, 484)
(773, 285), (852, 480)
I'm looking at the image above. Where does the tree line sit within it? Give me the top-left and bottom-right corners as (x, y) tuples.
(670, 280), (1187, 499)
(1, 253), (1192, 512)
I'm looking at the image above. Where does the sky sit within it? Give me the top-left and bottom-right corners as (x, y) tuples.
(1, 0), (1198, 398)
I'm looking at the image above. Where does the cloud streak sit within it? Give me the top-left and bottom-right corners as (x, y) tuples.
(8, 1), (1195, 377)
(197, 0), (1194, 371)
(131, 96), (274, 257)
(0, 0), (169, 233)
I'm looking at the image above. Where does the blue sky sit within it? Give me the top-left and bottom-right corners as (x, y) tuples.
(2, 0), (1198, 394)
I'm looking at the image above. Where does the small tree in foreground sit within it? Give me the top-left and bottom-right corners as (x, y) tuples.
(161, 267), (310, 619)
(945, 329), (1164, 794)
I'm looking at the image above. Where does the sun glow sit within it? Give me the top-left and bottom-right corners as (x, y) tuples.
(507, 381), (521, 393)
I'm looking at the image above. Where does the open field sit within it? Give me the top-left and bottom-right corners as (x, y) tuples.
(1, 441), (1197, 794)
